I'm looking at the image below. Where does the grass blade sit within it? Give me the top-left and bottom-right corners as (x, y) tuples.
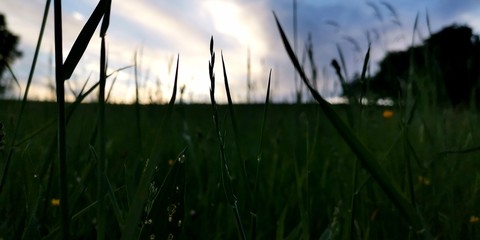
(336, 44), (349, 82)
(5, 62), (21, 93)
(63, 0), (107, 80)
(122, 55), (180, 240)
(221, 51), (247, 183)
(89, 145), (125, 230)
(0, 0), (51, 195)
(251, 69), (272, 240)
(273, 12), (426, 233)
(139, 149), (187, 240)
(97, 1), (111, 235)
(359, 45), (371, 104)
(412, 12), (420, 45)
(425, 8), (432, 37)
(100, 0), (111, 37)
(209, 36), (247, 240)
(53, 0), (70, 239)
(106, 66), (133, 102)
(133, 50), (144, 155)
(107, 176), (125, 228)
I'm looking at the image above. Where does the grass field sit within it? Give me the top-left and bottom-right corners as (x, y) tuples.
(1, 1), (480, 239)
(1, 99), (480, 239)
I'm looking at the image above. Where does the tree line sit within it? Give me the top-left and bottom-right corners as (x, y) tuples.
(347, 24), (480, 108)
(0, 13), (22, 96)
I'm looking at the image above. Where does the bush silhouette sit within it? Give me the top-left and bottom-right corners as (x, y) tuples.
(348, 24), (480, 107)
(0, 13), (22, 95)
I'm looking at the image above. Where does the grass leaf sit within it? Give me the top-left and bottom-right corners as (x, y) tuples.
(139, 149), (187, 240)
(63, 0), (107, 80)
(122, 56), (180, 240)
(273, 11), (426, 233)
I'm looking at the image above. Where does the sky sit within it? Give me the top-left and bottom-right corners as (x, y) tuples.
(1, 0), (480, 104)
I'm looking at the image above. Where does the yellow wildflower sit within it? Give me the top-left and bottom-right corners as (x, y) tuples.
(383, 110), (394, 119)
(418, 176), (431, 186)
(168, 159), (175, 166)
(51, 198), (60, 206)
(470, 215), (479, 223)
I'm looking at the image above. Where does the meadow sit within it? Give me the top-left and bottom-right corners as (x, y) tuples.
(1, 0), (480, 239)
(1, 98), (480, 239)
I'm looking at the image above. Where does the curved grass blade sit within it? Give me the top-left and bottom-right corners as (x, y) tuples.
(139, 149), (187, 240)
(273, 12), (426, 233)
(106, 66), (133, 102)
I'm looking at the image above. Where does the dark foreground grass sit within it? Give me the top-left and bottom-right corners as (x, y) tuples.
(1, 3), (480, 239)
(1, 100), (480, 239)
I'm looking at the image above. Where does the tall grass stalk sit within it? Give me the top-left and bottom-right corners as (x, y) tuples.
(336, 44), (350, 83)
(305, 34), (318, 91)
(0, 0), (51, 194)
(133, 50), (143, 155)
(122, 55), (180, 240)
(97, 1), (111, 239)
(53, 0), (69, 239)
(139, 148), (187, 239)
(54, 0), (110, 238)
(209, 37), (247, 240)
(221, 52), (245, 177)
(274, 12), (428, 234)
(293, 0), (302, 103)
(344, 45), (371, 240)
(246, 48), (251, 103)
(330, 58), (356, 128)
(251, 69), (272, 240)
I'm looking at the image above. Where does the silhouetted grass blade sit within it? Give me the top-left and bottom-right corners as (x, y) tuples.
(139, 149), (187, 240)
(63, 0), (108, 80)
(412, 12), (420, 45)
(221, 52), (247, 179)
(336, 44), (349, 82)
(359, 45), (370, 102)
(251, 69), (272, 240)
(100, 0), (111, 37)
(0, 0), (52, 195)
(273, 12), (425, 232)
(209, 37), (247, 240)
(169, 55), (180, 108)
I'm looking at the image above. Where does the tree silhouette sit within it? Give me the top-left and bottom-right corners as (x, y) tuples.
(347, 24), (480, 107)
(425, 25), (480, 106)
(0, 13), (22, 95)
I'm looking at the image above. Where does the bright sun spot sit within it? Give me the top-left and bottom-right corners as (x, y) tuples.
(204, 1), (252, 45)
(72, 11), (85, 22)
